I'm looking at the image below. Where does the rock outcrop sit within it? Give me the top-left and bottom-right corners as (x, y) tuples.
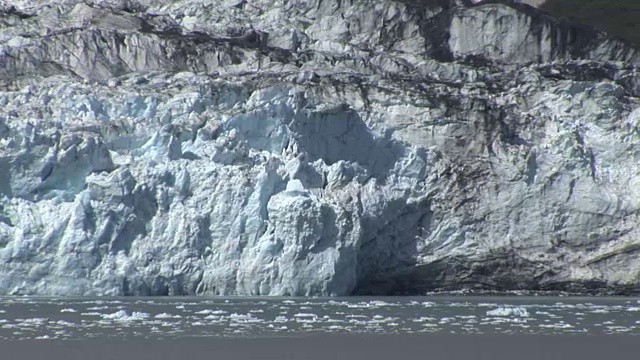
(1, 0), (639, 296)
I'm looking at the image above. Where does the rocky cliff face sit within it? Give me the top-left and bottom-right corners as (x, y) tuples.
(1, 0), (639, 296)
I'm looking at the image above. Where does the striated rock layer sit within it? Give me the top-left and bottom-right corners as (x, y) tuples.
(0, 0), (639, 296)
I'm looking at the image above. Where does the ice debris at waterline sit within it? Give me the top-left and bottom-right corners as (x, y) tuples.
(1, 0), (640, 296)
(486, 307), (529, 317)
(1, 297), (640, 340)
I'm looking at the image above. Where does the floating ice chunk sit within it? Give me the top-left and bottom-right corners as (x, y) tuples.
(540, 322), (574, 329)
(195, 309), (227, 315)
(606, 326), (631, 332)
(154, 313), (181, 319)
(294, 313), (319, 323)
(370, 317), (397, 324)
(369, 300), (396, 307)
(327, 301), (349, 306)
(19, 318), (49, 324)
(347, 303), (371, 309)
(80, 312), (102, 316)
(439, 317), (455, 324)
(486, 306), (529, 317)
(478, 303), (499, 308)
(457, 315), (476, 319)
(449, 302), (473, 308)
(101, 310), (149, 321)
(346, 314), (367, 318)
(229, 313), (252, 319)
(229, 313), (261, 323)
(293, 313), (318, 318)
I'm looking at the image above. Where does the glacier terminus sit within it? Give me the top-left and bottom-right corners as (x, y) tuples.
(0, 0), (640, 296)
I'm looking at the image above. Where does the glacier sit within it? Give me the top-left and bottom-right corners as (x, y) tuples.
(0, 0), (640, 296)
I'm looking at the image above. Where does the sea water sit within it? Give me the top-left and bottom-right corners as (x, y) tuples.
(0, 296), (638, 340)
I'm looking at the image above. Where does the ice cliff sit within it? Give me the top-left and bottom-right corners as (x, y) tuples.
(1, 0), (640, 296)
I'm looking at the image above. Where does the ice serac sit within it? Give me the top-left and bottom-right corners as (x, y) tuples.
(0, 0), (640, 296)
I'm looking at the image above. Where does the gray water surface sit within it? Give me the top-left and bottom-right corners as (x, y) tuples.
(1, 296), (639, 340)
